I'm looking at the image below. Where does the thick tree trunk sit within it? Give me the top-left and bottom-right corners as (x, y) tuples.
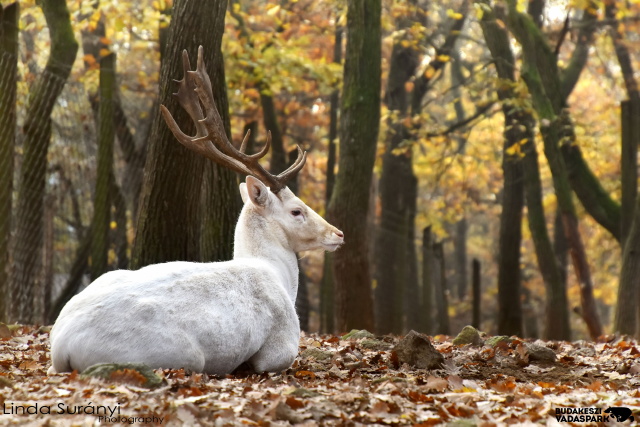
(480, 2), (570, 340)
(619, 194), (640, 336)
(326, 0), (380, 332)
(496, 120), (524, 337)
(200, 40), (240, 264)
(132, 0), (230, 268)
(11, 0), (78, 323)
(604, 0), (640, 334)
(90, 52), (116, 280)
(0, 2), (19, 322)
(374, 17), (420, 334)
(615, 104), (640, 334)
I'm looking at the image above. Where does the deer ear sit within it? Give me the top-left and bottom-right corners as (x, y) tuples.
(245, 176), (269, 207)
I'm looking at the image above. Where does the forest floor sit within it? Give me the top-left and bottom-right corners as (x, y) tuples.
(0, 325), (638, 426)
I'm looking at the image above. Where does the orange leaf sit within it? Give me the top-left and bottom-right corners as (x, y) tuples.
(294, 370), (316, 379)
(83, 54), (97, 66)
(110, 369), (148, 387)
(285, 396), (305, 409)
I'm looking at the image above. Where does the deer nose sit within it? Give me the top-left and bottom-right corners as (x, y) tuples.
(334, 230), (344, 239)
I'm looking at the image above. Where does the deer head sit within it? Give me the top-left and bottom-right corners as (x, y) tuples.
(160, 46), (343, 254)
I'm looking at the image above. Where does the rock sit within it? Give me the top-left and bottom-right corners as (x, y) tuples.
(452, 325), (483, 346)
(360, 339), (391, 351)
(81, 363), (163, 388)
(525, 343), (556, 363)
(392, 330), (444, 369)
(300, 347), (333, 361)
(574, 347), (596, 357)
(341, 329), (375, 340)
(485, 335), (512, 347)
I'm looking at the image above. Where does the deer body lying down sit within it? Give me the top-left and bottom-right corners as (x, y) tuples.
(50, 47), (344, 375)
(50, 177), (344, 374)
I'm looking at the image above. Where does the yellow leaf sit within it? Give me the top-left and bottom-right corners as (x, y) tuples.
(99, 48), (111, 57)
(110, 221), (117, 230)
(436, 54), (450, 62)
(505, 144), (520, 157)
(446, 9), (463, 19)
(267, 5), (281, 15)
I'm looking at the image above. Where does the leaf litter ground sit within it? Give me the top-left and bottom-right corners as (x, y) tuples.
(0, 326), (639, 426)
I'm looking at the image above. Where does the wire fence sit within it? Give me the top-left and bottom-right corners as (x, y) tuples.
(0, 37), (156, 324)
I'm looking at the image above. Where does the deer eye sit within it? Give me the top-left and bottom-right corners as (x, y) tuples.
(291, 209), (302, 217)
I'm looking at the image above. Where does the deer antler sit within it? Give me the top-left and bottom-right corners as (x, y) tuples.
(160, 45), (307, 194)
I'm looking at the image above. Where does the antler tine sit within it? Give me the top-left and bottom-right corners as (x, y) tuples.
(239, 129), (251, 154)
(276, 146), (307, 183)
(173, 50), (207, 138)
(162, 46), (308, 194)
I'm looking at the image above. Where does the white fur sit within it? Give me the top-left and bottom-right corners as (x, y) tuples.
(49, 177), (343, 375)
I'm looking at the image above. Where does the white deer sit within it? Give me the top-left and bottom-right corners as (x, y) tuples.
(49, 47), (344, 375)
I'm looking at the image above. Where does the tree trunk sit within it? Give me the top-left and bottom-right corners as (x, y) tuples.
(375, 30), (420, 334)
(506, 2), (602, 339)
(90, 52), (116, 280)
(111, 179), (128, 269)
(320, 26), (342, 334)
(472, 258), (481, 329)
(11, 0), (78, 323)
(496, 119), (524, 337)
(421, 227), (433, 334)
(0, 2), (19, 322)
(615, 104), (640, 335)
(433, 241), (450, 335)
(132, 0), (229, 268)
(619, 194), (640, 336)
(480, 2), (570, 340)
(326, 0), (380, 332)
(200, 35), (240, 263)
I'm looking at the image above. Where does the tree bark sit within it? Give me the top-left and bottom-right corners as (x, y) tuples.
(480, 1), (570, 339)
(496, 124), (524, 337)
(472, 258), (481, 329)
(320, 26), (342, 334)
(375, 17), (420, 334)
(90, 52), (116, 280)
(132, 0), (230, 268)
(433, 241), (450, 335)
(421, 227), (433, 334)
(506, 2), (602, 339)
(607, 0), (640, 335)
(11, 0), (78, 323)
(619, 194), (640, 336)
(0, 2), (19, 322)
(200, 37), (240, 264)
(326, 0), (380, 332)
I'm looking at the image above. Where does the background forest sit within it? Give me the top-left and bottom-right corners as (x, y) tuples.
(0, 0), (639, 341)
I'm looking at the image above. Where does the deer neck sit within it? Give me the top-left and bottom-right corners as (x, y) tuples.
(233, 208), (299, 303)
